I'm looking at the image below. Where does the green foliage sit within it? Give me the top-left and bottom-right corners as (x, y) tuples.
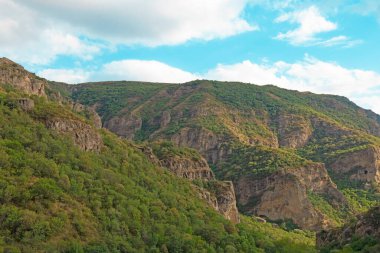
(218, 144), (311, 180)
(0, 88), (318, 252)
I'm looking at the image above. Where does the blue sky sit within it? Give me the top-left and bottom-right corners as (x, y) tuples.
(1, 0), (380, 113)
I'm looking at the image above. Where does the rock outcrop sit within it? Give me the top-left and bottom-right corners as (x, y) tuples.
(45, 118), (103, 152)
(0, 57), (46, 97)
(171, 127), (232, 164)
(71, 102), (102, 129)
(16, 98), (34, 111)
(104, 114), (142, 139)
(159, 154), (215, 180)
(277, 114), (312, 148)
(317, 206), (380, 249)
(235, 164), (345, 230)
(149, 142), (240, 223)
(194, 181), (240, 224)
(329, 146), (380, 184)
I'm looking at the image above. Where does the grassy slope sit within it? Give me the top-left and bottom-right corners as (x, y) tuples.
(0, 85), (318, 252)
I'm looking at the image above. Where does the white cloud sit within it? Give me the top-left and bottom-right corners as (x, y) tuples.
(12, 0), (256, 46)
(97, 60), (198, 83)
(38, 69), (91, 84)
(275, 6), (337, 45)
(0, 0), (101, 65)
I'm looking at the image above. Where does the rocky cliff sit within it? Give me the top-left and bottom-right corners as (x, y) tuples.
(317, 206), (380, 249)
(150, 142), (240, 223)
(45, 117), (103, 152)
(235, 163), (345, 230)
(193, 181), (240, 224)
(329, 145), (380, 184)
(0, 57), (46, 97)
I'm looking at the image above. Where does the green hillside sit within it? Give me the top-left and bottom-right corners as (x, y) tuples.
(0, 84), (317, 252)
(67, 80), (380, 227)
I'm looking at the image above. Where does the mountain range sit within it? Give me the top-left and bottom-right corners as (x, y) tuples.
(0, 57), (379, 252)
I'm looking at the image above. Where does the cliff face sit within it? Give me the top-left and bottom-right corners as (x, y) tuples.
(150, 142), (240, 223)
(104, 114), (142, 139)
(171, 127), (232, 165)
(194, 181), (240, 224)
(317, 206), (380, 249)
(276, 114), (312, 148)
(235, 164), (345, 230)
(0, 58), (46, 97)
(159, 155), (215, 180)
(329, 146), (380, 184)
(45, 118), (103, 152)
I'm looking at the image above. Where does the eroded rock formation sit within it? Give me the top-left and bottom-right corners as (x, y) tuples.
(45, 118), (103, 152)
(329, 146), (380, 183)
(104, 114), (142, 139)
(0, 57), (46, 97)
(235, 164), (345, 230)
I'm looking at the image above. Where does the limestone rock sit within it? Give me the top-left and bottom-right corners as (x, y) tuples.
(235, 164), (345, 231)
(193, 181), (240, 224)
(277, 114), (312, 148)
(159, 155), (215, 180)
(0, 57), (46, 97)
(45, 118), (103, 152)
(171, 127), (231, 164)
(104, 114), (142, 139)
(329, 146), (380, 184)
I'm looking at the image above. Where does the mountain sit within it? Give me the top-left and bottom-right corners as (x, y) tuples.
(1, 57), (379, 252)
(0, 58), (324, 252)
(65, 80), (380, 231)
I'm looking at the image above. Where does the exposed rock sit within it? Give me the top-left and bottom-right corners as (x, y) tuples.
(329, 146), (380, 184)
(277, 114), (312, 148)
(235, 164), (345, 231)
(71, 102), (102, 129)
(136, 145), (163, 167)
(317, 206), (380, 249)
(88, 107), (102, 129)
(212, 181), (240, 224)
(0, 57), (46, 97)
(45, 118), (103, 152)
(159, 155), (215, 180)
(160, 111), (171, 128)
(171, 127), (232, 164)
(193, 184), (219, 211)
(16, 98), (34, 111)
(104, 114), (142, 139)
(193, 181), (240, 224)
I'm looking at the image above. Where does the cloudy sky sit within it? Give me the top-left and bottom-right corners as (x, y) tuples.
(1, 0), (380, 113)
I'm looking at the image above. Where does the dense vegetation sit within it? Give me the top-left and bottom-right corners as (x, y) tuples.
(0, 84), (322, 252)
(69, 80), (380, 225)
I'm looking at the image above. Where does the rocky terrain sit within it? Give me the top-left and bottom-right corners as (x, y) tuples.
(69, 80), (380, 231)
(317, 206), (380, 251)
(0, 57), (46, 97)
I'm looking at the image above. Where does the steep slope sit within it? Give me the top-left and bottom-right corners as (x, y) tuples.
(0, 59), (318, 252)
(317, 206), (380, 252)
(69, 80), (380, 230)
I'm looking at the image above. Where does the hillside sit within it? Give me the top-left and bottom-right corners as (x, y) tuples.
(67, 80), (380, 230)
(0, 58), (324, 252)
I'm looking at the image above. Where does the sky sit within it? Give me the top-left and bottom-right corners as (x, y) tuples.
(1, 0), (380, 113)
